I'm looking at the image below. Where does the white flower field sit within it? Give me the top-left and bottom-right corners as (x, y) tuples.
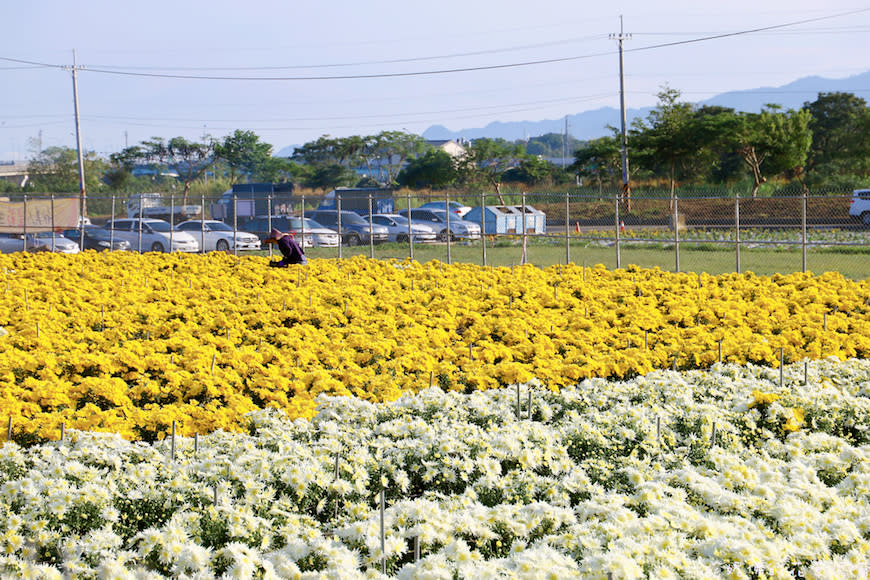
(1, 358), (868, 579)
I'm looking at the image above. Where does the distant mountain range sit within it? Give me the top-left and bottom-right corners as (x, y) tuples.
(277, 70), (870, 155)
(421, 70), (870, 143)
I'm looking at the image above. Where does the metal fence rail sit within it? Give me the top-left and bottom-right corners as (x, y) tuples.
(3, 191), (867, 278)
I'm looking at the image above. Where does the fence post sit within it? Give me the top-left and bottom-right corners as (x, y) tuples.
(169, 194), (175, 250)
(137, 195), (144, 252)
(565, 190), (570, 265)
(110, 194), (116, 248)
(337, 195), (343, 261)
(615, 192), (621, 269)
(445, 192), (452, 265)
(521, 191), (528, 265)
(232, 192), (239, 259)
(673, 196), (680, 273)
(407, 191), (414, 262)
(735, 195), (741, 274)
(197, 192), (206, 253)
(480, 191), (487, 267)
(368, 192), (374, 260)
(801, 191), (807, 273)
(50, 194), (58, 251)
(22, 194), (28, 251)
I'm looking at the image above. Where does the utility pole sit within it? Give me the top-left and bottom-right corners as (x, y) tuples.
(610, 16), (631, 212)
(64, 50), (87, 218)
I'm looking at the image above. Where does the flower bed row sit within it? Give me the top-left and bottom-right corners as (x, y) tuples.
(0, 359), (867, 578)
(0, 252), (868, 442)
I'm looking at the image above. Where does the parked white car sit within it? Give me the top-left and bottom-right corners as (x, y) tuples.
(242, 216), (341, 248)
(104, 218), (199, 253)
(399, 208), (482, 241)
(849, 189), (870, 225)
(175, 220), (261, 252)
(33, 232), (80, 254)
(365, 213), (438, 243)
(0, 233), (80, 254)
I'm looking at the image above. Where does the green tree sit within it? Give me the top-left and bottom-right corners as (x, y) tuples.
(570, 134), (623, 192)
(26, 146), (107, 196)
(456, 138), (523, 203)
(214, 130), (273, 184)
(140, 137), (215, 204)
(630, 86), (697, 202)
(367, 131), (426, 185)
(303, 164), (357, 192)
(686, 105), (743, 185)
(105, 146), (145, 191)
(732, 105), (812, 197)
(525, 132), (583, 158)
(502, 156), (562, 186)
(397, 149), (458, 189)
(804, 92), (870, 181)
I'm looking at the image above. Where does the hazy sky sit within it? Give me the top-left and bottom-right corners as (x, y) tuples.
(2, 1), (868, 160)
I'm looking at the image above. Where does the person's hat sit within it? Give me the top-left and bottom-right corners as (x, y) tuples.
(270, 228), (282, 239)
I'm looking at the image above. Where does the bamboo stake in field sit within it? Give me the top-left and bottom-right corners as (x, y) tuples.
(170, 421), (176, 462)
(380, 487), (386, 575)
(779, 347), (785, 388)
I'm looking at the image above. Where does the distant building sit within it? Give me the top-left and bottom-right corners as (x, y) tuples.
(0, 161), (29, 188)
(426, 139), (467, 158)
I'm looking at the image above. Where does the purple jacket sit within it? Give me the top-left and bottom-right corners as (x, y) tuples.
(276, 234), (306, 265)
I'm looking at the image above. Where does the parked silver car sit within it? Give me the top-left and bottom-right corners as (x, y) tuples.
(0, 232), (80, 254)
(305, 210), (389, 246)
(175, 220), (261, 252)
(104, 218), (199, 253)
(365, 213), (438, 243)
(242, 216), (340, 248)
(399, 208), (482, 241)
(32, 232), (80, 254)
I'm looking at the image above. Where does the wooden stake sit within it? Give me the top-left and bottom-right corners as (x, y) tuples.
(380, 488), (386, 575)
(656, 416), (661, 446)
(171, 421), (176, 462)
(779, 347), (785, 387)
(527, 391), (532, 420)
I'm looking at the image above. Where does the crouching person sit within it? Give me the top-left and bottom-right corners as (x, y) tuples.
(265, 228), (307, 267)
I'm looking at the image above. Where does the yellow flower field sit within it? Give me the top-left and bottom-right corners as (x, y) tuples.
(0, 252), (867, 443)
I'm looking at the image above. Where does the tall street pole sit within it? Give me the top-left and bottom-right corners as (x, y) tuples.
(67, 50), (87, 218)
(610, 17), (631, 211)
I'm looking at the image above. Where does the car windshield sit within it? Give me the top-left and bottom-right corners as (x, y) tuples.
(339, 213), (367, 225)
(145, 221), (172, 232)
(387, 215), (409, 225)
(300, 219), (325, 230)
(206, 222), (234, 232)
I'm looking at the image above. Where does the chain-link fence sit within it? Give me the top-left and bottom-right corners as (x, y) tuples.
(2, 190), (867, 279)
